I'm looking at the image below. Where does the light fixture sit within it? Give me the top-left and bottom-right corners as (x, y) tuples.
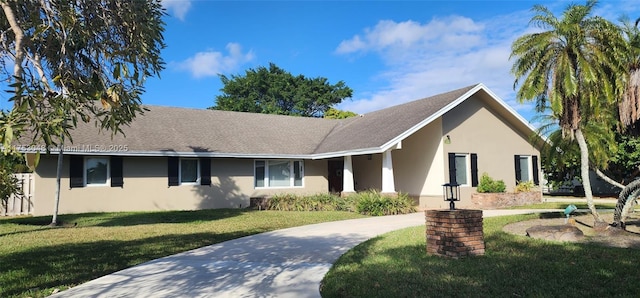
(442, 182), (460, 210)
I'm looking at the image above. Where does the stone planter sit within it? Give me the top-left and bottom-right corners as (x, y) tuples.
(471, 191), (542, 209)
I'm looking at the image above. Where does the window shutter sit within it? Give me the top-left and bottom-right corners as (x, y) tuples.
(471, 153), (478, 187)
(448, 153), (457, 184)
(69, 155), (84, 188)
(514, 155), (521, 183)
(200, 158), (211, 186)
(168, 157), (179, 186)
(532, 155), (539, 185)
(111, 156), (124, 187)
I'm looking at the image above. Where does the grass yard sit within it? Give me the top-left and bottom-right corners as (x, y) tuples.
(0, 209), (365, 298)
(321, 214), (640, 297)
(511, 201), (617, 210)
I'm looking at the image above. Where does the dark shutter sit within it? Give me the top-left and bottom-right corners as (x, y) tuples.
(111, 156), (124, 187)
(514, 155), (521, 183)
(471, 153), (478, 187)
(532, 155), (539, 185)
(200, 158), (211, 186)
(448, 153), (457, 184)
(168, 157), (179, 186)
(69, 155), (84, 188)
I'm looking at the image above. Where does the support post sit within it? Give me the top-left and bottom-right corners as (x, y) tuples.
(342, 155), (355, 195)
(381, 149), (396, 194)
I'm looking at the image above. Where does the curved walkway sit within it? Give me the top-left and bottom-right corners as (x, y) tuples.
(50, 209), (559, 298)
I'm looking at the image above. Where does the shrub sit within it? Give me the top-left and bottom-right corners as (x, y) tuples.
(349, 190), (416, 216)
(514, 180), (537, 193)
(265, 191), (416, 216)
(267, 193), (347, 211)
(476, 173), (506, 193)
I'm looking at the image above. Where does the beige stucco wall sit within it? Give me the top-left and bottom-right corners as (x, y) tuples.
(32, 156), (328, 215)
(351, 119), (446, 202)
(392, 118), (445, 196)
(440, 93), (540, 208)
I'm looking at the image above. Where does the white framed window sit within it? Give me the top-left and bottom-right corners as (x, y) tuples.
(254, 160), (304, 188)
(518, 155), (531, 182)
(180, 158), (200, 185)
(85, 157), (110, 186)
(454, 154), (469, 186)
(448, 152), (478, 187)
(515, 155), (539, 184)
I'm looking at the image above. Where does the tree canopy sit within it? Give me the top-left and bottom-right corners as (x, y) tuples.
(0, 0), (166, 225)
(212, 63), (353, 117)
(0, 0), (166, 149)
(324, 107), (358, 119)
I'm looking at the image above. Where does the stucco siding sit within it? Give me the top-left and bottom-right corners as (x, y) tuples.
(441, 93), (540, 207)
(32, 156), (328, 215)
(352, 155), (382, 191)
(392, 118), (445, 197)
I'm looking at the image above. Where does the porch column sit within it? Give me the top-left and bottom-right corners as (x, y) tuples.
(381, 149), (396, 194)
(342, 155), (356, 194)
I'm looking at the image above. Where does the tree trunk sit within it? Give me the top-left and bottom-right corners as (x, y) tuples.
(575, 129), (603, 223)
(593, 168), (624, 189)
(613, 179), (640, 227)
(50, 145), (63, 226)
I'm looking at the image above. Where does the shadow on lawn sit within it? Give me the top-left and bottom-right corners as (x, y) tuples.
(321, 229), (640, 298)
(0, 230), (251, 297)
(1, 208), (250, 229)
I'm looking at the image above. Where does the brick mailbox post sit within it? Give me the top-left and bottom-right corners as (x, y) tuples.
(425, 209), (485, 258)
(426, 184), (485, 258)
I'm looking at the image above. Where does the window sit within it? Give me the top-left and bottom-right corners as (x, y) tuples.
(515, 155), (539, 185)
(254, 160), (304, 188)
(454, 154), (468, 185)
(180, 159), (199, 184)
(86, 157), (109, 185)
(448, 153), (478, 187)
(167, 157), (211, 186)
(70, 156), (123, 188)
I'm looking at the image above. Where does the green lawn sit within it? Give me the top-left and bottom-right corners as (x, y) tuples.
(321, 214), (640, 297)
(0, 209), (365, 298)
(511, 201), (617, 210)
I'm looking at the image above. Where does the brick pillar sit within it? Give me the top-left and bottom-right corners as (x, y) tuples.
(425, 209), (484, 258)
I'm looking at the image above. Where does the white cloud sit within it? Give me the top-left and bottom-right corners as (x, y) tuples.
(162, 0), (192, 21)
(336, 17), (484, 56)
(174, 43), (255, 78)
(336, 11), (537, 122)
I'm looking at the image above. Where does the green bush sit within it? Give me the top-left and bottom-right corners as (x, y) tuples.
(268, 193), (348, 211)
(514, 180), (537, 193)
(264, 191), (415, 216)
(349, 190), (416, 216)
(476, 173), (506, 193)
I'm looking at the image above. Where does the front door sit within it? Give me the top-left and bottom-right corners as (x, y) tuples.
(328, 160), (343, 193)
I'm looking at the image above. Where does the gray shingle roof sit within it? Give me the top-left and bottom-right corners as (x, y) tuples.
(19, 83), (521, 158)
(314, 85), (476, 154)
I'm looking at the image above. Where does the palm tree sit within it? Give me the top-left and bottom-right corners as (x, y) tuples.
(510, 0), (626, 225)
(618, 17), (640, 130)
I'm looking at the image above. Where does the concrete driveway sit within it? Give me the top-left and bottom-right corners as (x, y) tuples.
(49, 209), (558, 298)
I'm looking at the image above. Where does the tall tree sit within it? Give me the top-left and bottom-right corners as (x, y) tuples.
(0, 0), (166, 224)
(618, 17), (640, 131)
(212, 63), (353, 117)
(510, 0), (626, 225)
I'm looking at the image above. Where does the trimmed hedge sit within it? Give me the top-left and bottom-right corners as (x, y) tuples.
(265, 191), (416, 216)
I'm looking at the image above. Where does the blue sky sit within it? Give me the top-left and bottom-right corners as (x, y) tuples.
(3, 0), (640, 126)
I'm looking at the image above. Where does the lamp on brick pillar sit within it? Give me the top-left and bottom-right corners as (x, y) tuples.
(442, 183), (460, 210)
